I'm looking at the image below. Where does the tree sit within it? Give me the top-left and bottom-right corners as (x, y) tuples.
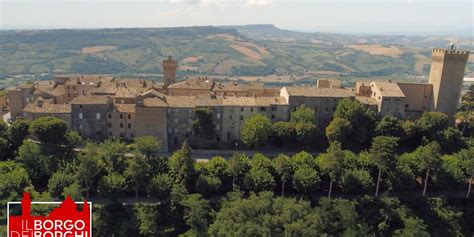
(290, 105), (315, 123)
(271, 121), (296, 145)
(227, 152), (251, 188)
(459, 146), (474, 198)
(204, 156), (230, 181)
(333, 98), (378, 144)
(326, 117), (352, 144)
(76, 144), (101, 199)
(126, 154), (150, 200)
(48, 171), (75, 199)
(148, 173), (173, 199)
(318, 142), (344, 198)
(195, 174), (222, 196)
(439, 127), (466, 153)
(241, 113), (272, 148)
(273, 154), (293, 196)
(244, 167), (275, 192)
(98, 172), (127, 201)
(294, 122), (318, 145)
(62, 182), (84, 200)
(133, 136), (161, 159)
(16, 141), (53, 186)
(419, 141), (442, 196)
(8, 119), (30, 149)
(168, 142), (195, 189)
(0, 160), (31, 200)
(29, 116), (68, 144)
(134, 204), (158, 236)
(192, 107), (216, 146)
(316, 198), (370, 236)
(181, 194), (212, 236)
(376, 115), (402, 137)
(416, 112), (449, 139)
(100, 139), (129, 173)
(0, 137), (10, 160)
(370, 136), (399, 197)
(292, 167), (320, 194)
(341, 169), (374, 194)
(209, 192), (323, 236)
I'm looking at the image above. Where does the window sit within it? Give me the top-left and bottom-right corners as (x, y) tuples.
(73, 86), (76, 90)
(120, 133), (124, 138)
(229, 114), (233, 120)
(314, 106), (318, 112)
(96, 113), (100, 120)
(217, 113), (221, 119)
(333, 98), (337, 102)
(127, 114), (131, 119)
(108, 122), (112, 128)
(241, 107), (244, 112)
(227, 132), (230, 141)
(271, 115), (275, 119)
(250, 107), (254, 112)
(405, 104), (409, 109)
(271, 106), (277, 111)
(108, 113), (112, 119)
(79, 104), (83, 109)
(422, 106), (426, 110)
(79, 113), (83, 119)
(260, 107), (266, 111)
(120, 123), (123, 128)
(119, 114), (123, 119)
(67, 86), (70, 89)
(240, 115), (243, 121)
(216, 124), (220, 130)
(424, 95), (427, 99)
(395, 98), (401, 102)
(128, 123), (131, 129)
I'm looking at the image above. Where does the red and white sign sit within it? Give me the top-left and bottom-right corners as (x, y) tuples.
(7, 192), (92, 237)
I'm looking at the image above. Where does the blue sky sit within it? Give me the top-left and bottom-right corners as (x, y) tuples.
(1, 0), (472, 35)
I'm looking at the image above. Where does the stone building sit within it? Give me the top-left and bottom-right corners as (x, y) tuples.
(70, 95), (112, 139)
(428, 46), (470, 118)
(6, 46), (470, 151)
(22, 98), (71, 127)
(107, 104), (136, 139)
(280, 86), (355, 129)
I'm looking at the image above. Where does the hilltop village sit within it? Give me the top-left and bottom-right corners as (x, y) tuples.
(5, 48), (470, 151)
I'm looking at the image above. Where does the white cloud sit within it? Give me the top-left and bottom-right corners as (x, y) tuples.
(246, 0), (271, 7)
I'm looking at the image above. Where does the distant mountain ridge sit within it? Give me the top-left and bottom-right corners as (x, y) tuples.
(0, 25), (472, 88)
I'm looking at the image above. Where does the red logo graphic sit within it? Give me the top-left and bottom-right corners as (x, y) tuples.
(8, 192), (92, 237)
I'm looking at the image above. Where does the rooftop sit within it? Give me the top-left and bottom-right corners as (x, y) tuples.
(168, 77), (214, 90)
(372, 81), (405, 97)
(70, 95), (111, 105)
(285, 86), (355, 97)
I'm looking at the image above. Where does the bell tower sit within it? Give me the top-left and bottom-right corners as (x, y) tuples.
(428, 44), (470, 118)
(162, 56), (177, 89)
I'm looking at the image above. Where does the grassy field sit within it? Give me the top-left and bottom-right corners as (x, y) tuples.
(0, 25), (472, 88)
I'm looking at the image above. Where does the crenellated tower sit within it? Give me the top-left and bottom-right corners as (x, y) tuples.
(162, 56), (177, 89)
(428, 45), (470, 118)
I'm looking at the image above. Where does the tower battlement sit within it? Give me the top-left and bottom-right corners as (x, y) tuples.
(163, 56), (177, 68)
(162, 56), (178, 89)
(428, 46), (469, 119)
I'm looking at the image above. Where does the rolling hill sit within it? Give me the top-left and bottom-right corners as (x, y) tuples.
(0, 25), (472, 88)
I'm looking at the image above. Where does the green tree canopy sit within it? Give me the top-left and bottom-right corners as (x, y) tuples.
(133, 136), (161, 159)
(168, 142), (195, 189)
(334, 98), (378, 144)
(290, 105), (316, 123)
(244, 167), (276, 192)
(326, 117), (352, 144)
(376, 115), (403, 137)
(98, 172), (127, 201)
(416, 112), (449, 139)
(0, 160), (31, 200)
(8, 119), (30, 149)
(292, 166), (320, 194)
(241, 113), (272, 147)
(192, 107), (216, 140)
(29, 116), (68, 144)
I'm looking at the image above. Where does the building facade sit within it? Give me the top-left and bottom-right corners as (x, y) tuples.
(6, 46), (470, 150)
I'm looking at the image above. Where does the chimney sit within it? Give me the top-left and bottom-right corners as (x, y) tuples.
(36, 99), (44, 108)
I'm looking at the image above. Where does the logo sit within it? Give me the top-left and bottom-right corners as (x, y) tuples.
(7, 192), (92, 237)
